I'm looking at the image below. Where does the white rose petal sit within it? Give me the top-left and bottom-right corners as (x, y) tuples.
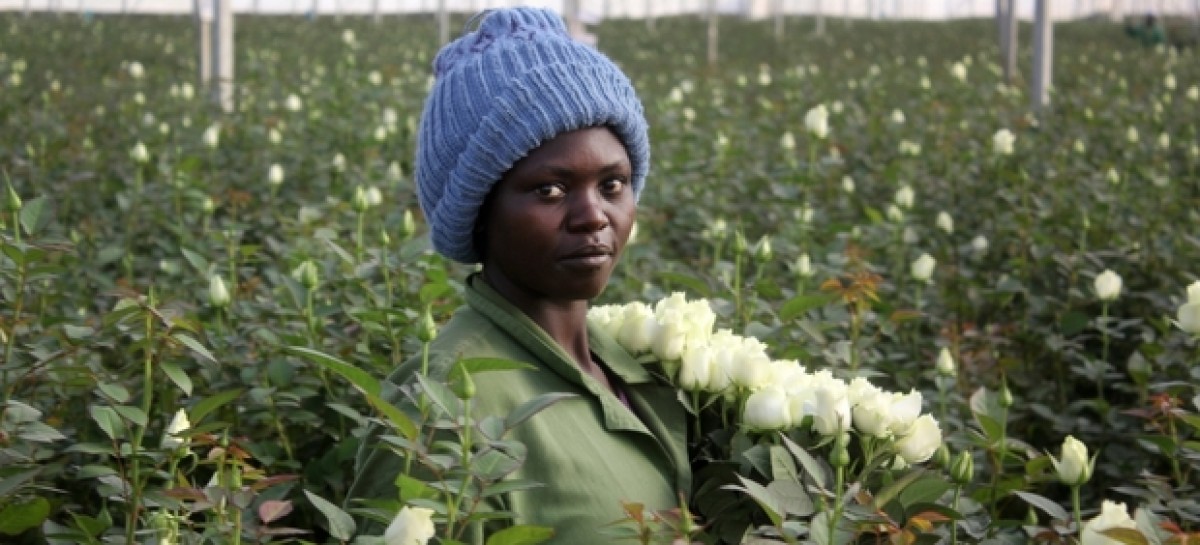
(1081, 501), (1138, 545)
(743, 387), (792, 431)
(383, 506), (436, 545)
(895, 414), (941, 464)
(1093, 269), (1122, 302)
(911, 253), (936, 283)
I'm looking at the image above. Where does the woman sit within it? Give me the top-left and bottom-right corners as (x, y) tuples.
(348, 7), (691, 543)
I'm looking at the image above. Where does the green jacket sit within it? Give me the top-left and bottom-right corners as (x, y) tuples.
(348, 275), (692, 543)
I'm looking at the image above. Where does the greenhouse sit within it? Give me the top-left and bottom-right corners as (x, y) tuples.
(1, 0), (1199, 543)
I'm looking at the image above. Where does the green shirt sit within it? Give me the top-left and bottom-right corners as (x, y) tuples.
(349, 275), (692, 543)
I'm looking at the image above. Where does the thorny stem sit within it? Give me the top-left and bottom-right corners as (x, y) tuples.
(1071, 484), (1083, 540)
(447, 399), (474, 536)
(2, 253), (28, 403)
(830, 464), (846, 545)
(987, 404), (1009, 531)
(733, 251), (744, 328)
(381, 245), (402, 365)
(951, 486), (962, 545)
(127, 296), (157, 544)
(1098, 302), (1109, 404)
(264, 374), (296, 461)
(1166, 412), (1184, 486)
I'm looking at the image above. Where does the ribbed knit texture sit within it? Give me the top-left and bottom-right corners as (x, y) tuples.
(415, 7), (649, 264)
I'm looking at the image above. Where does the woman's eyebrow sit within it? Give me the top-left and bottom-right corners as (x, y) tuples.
(539, 160), (630, 177)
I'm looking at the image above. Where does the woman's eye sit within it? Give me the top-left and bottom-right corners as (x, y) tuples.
(534, 184), (565, 198)
(601, 178), (626, 194)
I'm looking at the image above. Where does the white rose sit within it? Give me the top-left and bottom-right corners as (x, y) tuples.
(130, 142), (150, 164)
(1093, 269), (1122, 302)
(387, 161), (404, 182)
(851, 391), (893, 438)
(950, 62), (967, 82)
(810, 373), (851, 436)
(971, 235), (989, 254)
(727, 337), (773, 391)
(1080, 501), (1138, 545)
(1126, 126), (1139, 144)
(127, 61), (145, 79)
(678, 345), (715, 392)
(588, 304), (623, 341)
(366, 186), (383, 207)
(936, 211), (954, 234)
(1177, 301), (1200, 336)
(894, 185), (915, 209)
(885, 389), (924, 436)
(794, 254), (813, 278)
(895, 414), (941, 464)
(268, 164), (284, 186)
(161, 409), (191, 449)
(992, 128), (1015, 155)
(383, 506), (436, 545)
(911, 253), (936, 283)
(841, 176), (855, 193)
(202, 124), (220, 149)
(1187, 281), (1200, 304)
(1050, 435), (1092, 486)
(845, 377), (879, 407)
(780, 131), (795, 151)
(890, 109), (905, 124)
(616, 303), (657, 356)
(804, 104), (829, 139)
(650, 309), (688, 362)
(743, 387), (792, 431)
(208, 274), (230, 308)
(936, 347), (956, 377)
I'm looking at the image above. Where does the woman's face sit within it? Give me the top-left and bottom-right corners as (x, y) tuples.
(479, 126), (636, 307)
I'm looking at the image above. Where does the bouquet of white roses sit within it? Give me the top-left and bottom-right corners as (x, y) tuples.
(590, 293), (948, 544)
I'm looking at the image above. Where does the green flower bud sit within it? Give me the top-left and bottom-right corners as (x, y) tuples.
(291, 260), (320, 291)
(208, 274), (231, 309)
(417, 308), (437, 343)
(753, 235), (773, 263)
(951, 450), (974, 485)
(399, 209), (416, 240)
(732, 230), (748, 256)
(998, 379), (1013, 409)
(352, 185), (370, 212)
(6, 182), (21, 212)
(452, 367), (476, 400)
(933, 443), (951, 469)
(830, 432), (851, 468)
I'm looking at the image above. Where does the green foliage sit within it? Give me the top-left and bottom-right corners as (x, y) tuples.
(1, 9), (1199, 544)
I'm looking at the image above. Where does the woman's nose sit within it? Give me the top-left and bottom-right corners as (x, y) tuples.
(566, 189), (609, 233)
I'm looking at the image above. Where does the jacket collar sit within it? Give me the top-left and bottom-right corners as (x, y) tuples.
(464, 273), (652, 385)
(463, 274), (690, 491)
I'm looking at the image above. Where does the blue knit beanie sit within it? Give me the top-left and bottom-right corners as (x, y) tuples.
(415, 7), (650, 264)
